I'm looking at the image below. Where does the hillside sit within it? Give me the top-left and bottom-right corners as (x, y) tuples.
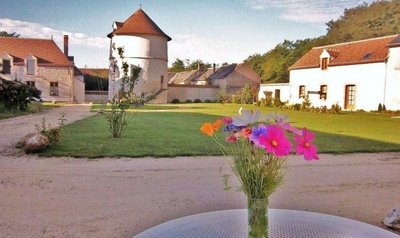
(246, 0), (400, 83)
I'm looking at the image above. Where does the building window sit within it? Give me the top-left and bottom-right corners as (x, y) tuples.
(299, 85), (306, 98)
(321, 58), (328, 70)
(320, 85), (327, 100)
(345, 85), (356, 109)
(26, 81), (35, 87)
(2, 59), (11, 74)
(161, 75), (164, 85)
(27, 59), (35, 75)
(50, 82), (59, 96)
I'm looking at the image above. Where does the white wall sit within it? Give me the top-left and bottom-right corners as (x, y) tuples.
(289, 63), (386, 111)
(73, 76), (85, 103)
(259, 83), (291, 102)
(385, 47), (400, 110)
(167, 85), (219, 102)
(108, 35), (168, 103)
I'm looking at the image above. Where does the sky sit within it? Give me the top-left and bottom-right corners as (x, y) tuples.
(0, 0), (373, 68)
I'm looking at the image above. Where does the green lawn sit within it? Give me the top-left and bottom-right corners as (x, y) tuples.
(0, 102), (63, 120)
(40, 103), (400, 158)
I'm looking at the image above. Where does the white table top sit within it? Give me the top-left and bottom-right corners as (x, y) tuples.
(135, 209), (400, 238)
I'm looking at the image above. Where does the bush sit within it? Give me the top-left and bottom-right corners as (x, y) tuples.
(185, 99), (192, 103)
(240, 83), (253, 104)
(0, 78), (41, 111)
(204, 99), (212, 103)
(301, 95), (311, 111)
(35, 113), (66, 145)
(232, 95), (241, 104)
(329, 103), (341, 114)
(171, 98), (180, 104)
(263, 91), (273, 107)
(194, 99), (201, 103)
(292, 104), (301, 111)
(378, 103), (383, 112)
(218, 90), (227, 104)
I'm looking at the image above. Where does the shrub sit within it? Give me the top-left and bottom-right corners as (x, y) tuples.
(185, 99), (192, 103)
(194, 99), (201, 103)
(218, 90), (227, 104)
(204, 99), (212, 103)
(292, 104), (301, 111)
(263, 91), (273, 107)
(171, 98), (180, 104)
(329, 103), (341, 114)
(240, 83), (253, 104)
(301, 95), (311, 111)
(0, 78), (41, 111)
(35, 112), (66, 145)
(232, 95), (241, 104)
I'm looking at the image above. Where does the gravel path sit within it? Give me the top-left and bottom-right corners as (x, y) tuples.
(0, 104), (95, 153)
(1, 153), (399, 238)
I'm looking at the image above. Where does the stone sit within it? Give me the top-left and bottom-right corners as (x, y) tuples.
(383, 207), (400, 231)
(22, 133), (49, 153)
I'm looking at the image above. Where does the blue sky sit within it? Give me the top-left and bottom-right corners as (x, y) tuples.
(0, 0), (372, 68)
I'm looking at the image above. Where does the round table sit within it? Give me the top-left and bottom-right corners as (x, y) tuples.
(135, 209), (400, 238)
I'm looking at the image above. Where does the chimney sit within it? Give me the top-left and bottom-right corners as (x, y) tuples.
(63, 35), (69, 57)
(213, 63), (216, 73)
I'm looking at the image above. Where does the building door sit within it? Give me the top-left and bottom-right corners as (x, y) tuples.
(275, 89), (281, 102)
(344, 85), (356, 110)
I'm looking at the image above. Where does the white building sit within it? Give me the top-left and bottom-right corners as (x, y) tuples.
(0, 36), (85, 102)
(107, 8), (171, 103)
(260, 35), (400, 111)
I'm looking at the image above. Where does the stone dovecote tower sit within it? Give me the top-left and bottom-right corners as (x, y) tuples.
(107, 8), (171, 103)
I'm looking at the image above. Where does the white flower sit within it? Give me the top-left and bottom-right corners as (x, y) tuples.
(232, 109), (261, 126)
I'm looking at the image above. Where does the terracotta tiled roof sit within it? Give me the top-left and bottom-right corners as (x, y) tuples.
(79, 68), (109, 79)
(109, 9), (171, 41)
(290, 35), (399, 70)
(0, 37), (73, 67)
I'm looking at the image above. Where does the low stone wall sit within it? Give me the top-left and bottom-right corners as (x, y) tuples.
(85, 90), (108, 103)
(167, 84), (220, 102)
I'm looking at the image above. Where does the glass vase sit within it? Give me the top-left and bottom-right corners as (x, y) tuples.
(248, 197), (269, 238)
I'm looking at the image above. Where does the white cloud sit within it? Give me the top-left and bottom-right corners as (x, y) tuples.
(244, 0), (370, 23)
(169, 34), (249, 66)
(0, 18), (108, 49)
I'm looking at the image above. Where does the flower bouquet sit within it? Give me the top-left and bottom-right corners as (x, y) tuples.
(200, 109), (319, 238)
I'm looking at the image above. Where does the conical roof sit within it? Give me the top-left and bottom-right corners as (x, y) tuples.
(111, 9), (171, 41)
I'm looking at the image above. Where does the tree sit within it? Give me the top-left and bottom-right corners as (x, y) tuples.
(169, 58), (185, 72)
(0, 31), (20, 38)
(0, 77), (41, 111)
(240, 83), (253, 104)
(185, 59), (211, 71)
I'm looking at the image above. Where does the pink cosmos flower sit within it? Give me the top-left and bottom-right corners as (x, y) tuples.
(241, 128), (252, 138)
(222, 117), (233, 125)
(259, 125), (292, 157)
(295, 128), (319, 160)
(226, 134), (238, 143)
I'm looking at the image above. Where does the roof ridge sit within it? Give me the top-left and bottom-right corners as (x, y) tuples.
(313, 34), (398, 49)
(0, 36), (54, 41)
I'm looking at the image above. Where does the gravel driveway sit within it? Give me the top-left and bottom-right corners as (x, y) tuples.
(0, 104), (94, 153)
(1, 153), (399, 238)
